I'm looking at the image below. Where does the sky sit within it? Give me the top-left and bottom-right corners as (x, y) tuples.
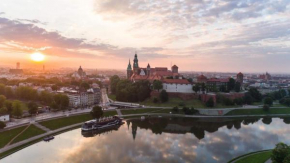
(0, 0), (289, 73)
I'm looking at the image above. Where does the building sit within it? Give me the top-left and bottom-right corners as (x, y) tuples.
(236, 72), (244, 84)
(67, 88), (101, 108)
(197, 75), (208, 83)
(127, 53), (181, 82)
(72, 66), (87, 79)
(162, 79), (194, 93)
(206, 78), (229, 92)
(0, 114), (9, 122)
(9, 62), (24, 74)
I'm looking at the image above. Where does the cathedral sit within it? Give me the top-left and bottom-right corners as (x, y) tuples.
(127, 53), (181, 82)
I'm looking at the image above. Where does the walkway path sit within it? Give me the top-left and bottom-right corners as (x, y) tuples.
(116, 109), (122, 116)
(4, 125), (31, 147)
(33, 122), (51, 132)
(0, 122), (83, 155)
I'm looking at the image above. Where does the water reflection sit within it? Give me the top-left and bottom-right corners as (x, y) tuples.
(2, 117), (290, 163)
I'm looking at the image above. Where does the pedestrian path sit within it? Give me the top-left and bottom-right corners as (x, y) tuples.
(0, 122), (83, 155)
(4, 125), (31, 147)
(33, 122), (51, 132)
(116, 109), (122, 116)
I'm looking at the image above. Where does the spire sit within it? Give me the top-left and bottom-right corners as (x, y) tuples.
(133, 52), (139, 68)
(147, 63), (150, 68)
(127, 59), (132, 70)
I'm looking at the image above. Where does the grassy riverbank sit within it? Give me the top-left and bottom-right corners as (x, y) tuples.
(226, 108), (290, 116)
(39, 111), (117, 130)
(229, 150), (272, 163)
(0, 125), (45, 148)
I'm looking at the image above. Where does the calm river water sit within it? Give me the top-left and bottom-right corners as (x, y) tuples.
(2, 117), (290, 163)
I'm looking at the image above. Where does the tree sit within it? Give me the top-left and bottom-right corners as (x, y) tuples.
(0, 121), (6, 129)
(4, 100), (13, 114)
(206, 97), (214, 107)
(110, 75), (120, 94)
(192, 84), (200, 94)
(4, 87), (14, 98)
(153, 80), (163, 92)
(90, 106), (103, 119)
(271, 143), (290, 163)
(0, 95), (6, 108)
(28, 102), (38, 115)
(283, 154), (290, 163)
(12, 101), (23, 118)
(80, 82), (90, 90)
(228, 78), (236, 91)
(234, 82), (241, 92)
(159, 90), (168, 103)
(264, 97), (273, 106)
(248, 88), (262, 102)
(51, 85), (58, 91)
(244, 93), (254, 104)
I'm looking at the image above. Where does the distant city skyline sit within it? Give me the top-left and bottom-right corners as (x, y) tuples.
(0, 0), (290, 73)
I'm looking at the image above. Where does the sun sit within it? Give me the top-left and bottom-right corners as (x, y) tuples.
(31, 53), (45, 62)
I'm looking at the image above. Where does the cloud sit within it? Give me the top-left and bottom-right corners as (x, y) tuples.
(0, 17), (167, 60)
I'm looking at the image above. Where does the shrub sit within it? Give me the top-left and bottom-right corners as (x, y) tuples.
(172, 106), (179, 113)
(263, 104), (270, 112)
(159, 90), (168, 103)
(206, 98), (214, 107)
(0, 121), (6, 129)
(272, 143), (290, 163)
(283, 154), (290, 163)
(178, 102), (185, 106)
(264, 97), (273, 106)
(153, 97), (159, 103)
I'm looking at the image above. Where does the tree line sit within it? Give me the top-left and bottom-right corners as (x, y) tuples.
(110, 75), (151, 102)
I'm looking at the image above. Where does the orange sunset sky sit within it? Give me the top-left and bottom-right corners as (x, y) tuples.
(0, 0), (289, 73)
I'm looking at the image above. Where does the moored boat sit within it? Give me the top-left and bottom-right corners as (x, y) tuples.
(81, 116), (122, 131)
(43, 136), (54, 142)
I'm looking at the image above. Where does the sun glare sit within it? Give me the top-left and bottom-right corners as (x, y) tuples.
(31, 53), (45, 62)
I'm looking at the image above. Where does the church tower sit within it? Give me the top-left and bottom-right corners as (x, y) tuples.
(133, 52), (139, 74)
(147, 63), (151, 76)
(127, 60), (133, 79)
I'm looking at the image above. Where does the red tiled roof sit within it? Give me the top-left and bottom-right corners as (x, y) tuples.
(197, 75), (207, 80)
(155, 67), (168, 71)
(162, 79), (191, 84)
(237, 72), (243, 76)
(154, 71), (173, 76)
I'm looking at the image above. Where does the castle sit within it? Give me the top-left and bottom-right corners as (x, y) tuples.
(127, 53), (181, 82)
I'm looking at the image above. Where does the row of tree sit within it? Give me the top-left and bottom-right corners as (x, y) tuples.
(192, 78), (241, 93)
(110, 75), (151, 102)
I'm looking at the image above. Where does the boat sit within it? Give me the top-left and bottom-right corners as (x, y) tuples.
(81, 122), (124, 137)
(81, 116), (123, 131)
(43, 136), (54, 142)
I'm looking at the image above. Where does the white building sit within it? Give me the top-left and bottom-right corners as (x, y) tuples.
(0, 114), (10, 122)
(67, 89), (101, 108)
(162, 79), (194, 93)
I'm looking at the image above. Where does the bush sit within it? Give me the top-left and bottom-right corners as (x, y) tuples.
(0, 121), (6, 129)
(283, 154), (290, 163)
(264, 97), (273, 106)
(159, 90), (168, 103)
(153, 97), (159, 103)
(272, 143), (290, 163)
(172, 106), (179, 113)
(178, 102), (185, 106)
(263, 104), (270, 112)
(182, 107), (198, 115)
(90, 106), (103, 119)
(223, 98), (234, 106)
(206, 98), (214, 107)
(233, 98), (244, 105)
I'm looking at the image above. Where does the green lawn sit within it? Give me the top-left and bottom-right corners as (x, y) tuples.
(39, 111), (117, 130)
(108, 94), (116, 101)
(121, 108), (164, 115)
(226, 108), (290, 115)
(11, 125), (46, 144)
(140, 97), (206, 108)
(0, 126), (27, 148)
(235, 151), (272, 163)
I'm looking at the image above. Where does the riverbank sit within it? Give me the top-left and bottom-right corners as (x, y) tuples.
(0, 110), (117, 159)
(228, 150), (272, 163)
